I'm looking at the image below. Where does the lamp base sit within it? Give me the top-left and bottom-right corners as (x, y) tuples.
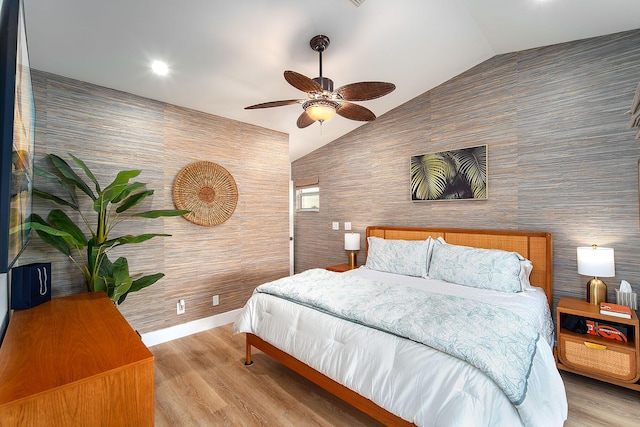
(587, 277), (607, 305)
(348, 251), (357, 268)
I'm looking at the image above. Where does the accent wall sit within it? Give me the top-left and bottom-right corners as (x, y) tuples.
(18, 70), (290, 333)
(292, 29), (640, 310)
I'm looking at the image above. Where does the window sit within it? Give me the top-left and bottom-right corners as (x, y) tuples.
(297, 186), (319, 212)
(295, 175), (319, 212)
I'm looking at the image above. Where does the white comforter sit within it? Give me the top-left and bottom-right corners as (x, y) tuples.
(233, 268), (568, 426)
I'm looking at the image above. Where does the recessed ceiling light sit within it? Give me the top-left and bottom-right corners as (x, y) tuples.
(151, 60), (169, 76)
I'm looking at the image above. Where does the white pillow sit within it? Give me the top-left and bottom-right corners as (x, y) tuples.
(519, 258), (534, 290)
(426, 236), (446, 274)
(365, 236), (431, 277)
(429, 240), (528, 293)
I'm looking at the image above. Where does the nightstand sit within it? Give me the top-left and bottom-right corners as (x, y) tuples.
(326, 264), (360, 273)
(556, 296), (640, 391)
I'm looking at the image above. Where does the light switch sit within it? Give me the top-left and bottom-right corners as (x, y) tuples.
(332, 222), (339, 230)
(344, 222), (351, 231)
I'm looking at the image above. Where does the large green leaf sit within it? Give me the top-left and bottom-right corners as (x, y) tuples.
(93, 183), (129, 213)
(93, 276), (107, 293)
(28, 214), (73, 256)
(96, 250), (114, 277)
(104, 170), (141, 192)
(117, 273), (164, 304)
(49, 154), (96, 200)
(103, 233), (171, 248)
(110, 257), (133, 303)
(47, 209), (88, 247)
(93, 170), (142, 213)
(115, 189), (154, 213)
(28, 218), (73, 237)
(118, 233), (172, 243)
(134, 209), (190, 218)
(33, 188), (79, 211)
(34, 167), (79, 206)
(112, 278), (133, 304)
(112, 182), (146, 204)
(92, 253), (115, 294)
(111, 257), (130, 283)
(70, 154), (101, 194)
(130, 273), (164, 293)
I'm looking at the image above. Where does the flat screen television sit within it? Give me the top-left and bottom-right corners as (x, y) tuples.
(0, 0), (34, 343)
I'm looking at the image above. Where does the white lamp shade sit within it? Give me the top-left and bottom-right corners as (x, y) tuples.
(344, 233), (360, 251)
(577, 246), (615, 277)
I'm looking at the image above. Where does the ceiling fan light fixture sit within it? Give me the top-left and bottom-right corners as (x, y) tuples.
(303, 100), (339, 122)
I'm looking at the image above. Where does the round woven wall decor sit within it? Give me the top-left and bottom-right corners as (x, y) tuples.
(173, 161), (238, 226)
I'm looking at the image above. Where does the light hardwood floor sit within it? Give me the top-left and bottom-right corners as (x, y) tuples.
(152, 324), (639, 426)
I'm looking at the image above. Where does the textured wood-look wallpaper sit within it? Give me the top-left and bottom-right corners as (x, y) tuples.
(18, 71), (290, 333)
(292, 29), (640, 312)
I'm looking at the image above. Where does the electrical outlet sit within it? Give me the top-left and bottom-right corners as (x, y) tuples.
(212, 295), (220, 306)
(176, 299), (185, 315)
(344, 222), (352, 231)
(332, 221), (339, 230)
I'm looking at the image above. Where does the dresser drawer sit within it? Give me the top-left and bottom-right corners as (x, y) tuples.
(559, 335), (637, 382)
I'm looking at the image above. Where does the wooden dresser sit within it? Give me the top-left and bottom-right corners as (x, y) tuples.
(0, 292), (154, 426)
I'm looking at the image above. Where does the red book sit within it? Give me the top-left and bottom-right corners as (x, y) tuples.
(599, 302), (632, 319)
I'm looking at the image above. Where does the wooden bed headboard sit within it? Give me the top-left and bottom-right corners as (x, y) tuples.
(366, 226), (553, 305)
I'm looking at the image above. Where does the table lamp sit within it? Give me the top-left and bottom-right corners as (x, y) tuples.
(344, 233), (361, 268)
(577, 244), (615, 305)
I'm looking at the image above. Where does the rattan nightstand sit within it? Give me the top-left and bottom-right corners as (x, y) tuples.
(556, 296), (640, 391)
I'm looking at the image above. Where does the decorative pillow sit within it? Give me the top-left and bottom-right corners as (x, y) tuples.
(428, 241), (525, 292)
(365, 237), (431, 277)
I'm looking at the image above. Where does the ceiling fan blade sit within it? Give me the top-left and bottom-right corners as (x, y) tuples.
(296, 111), (316, 128)
(285, 71), (323, 93)
(245, 100), (301, 109)
(336, 102), (376, 121)
(335, 82), (396, 101)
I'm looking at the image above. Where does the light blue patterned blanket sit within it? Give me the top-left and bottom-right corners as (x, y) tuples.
(254, 268), (540, 406)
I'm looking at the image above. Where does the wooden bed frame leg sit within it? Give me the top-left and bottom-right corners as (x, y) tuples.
(244, 336), (254, 366)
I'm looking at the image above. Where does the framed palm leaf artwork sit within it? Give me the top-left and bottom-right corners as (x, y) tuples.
(410, 145), (487, 201)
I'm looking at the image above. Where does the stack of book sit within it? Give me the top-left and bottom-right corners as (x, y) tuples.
(599, 302), (633, 319)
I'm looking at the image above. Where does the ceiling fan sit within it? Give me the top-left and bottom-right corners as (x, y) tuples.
(245, 35), (396, 128)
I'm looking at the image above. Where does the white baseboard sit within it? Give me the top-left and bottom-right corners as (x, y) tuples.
(141, 308), (242, 347)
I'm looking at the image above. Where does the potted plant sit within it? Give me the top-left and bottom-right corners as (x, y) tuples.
(28, 153), (188, 304)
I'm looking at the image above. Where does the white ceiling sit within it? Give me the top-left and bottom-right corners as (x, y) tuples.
(23, 0), (640, 161)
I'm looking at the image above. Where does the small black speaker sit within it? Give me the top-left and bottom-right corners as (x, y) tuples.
(10, 262), (52, 310)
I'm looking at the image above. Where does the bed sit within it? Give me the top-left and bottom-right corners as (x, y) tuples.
(233, 226), (568, 426)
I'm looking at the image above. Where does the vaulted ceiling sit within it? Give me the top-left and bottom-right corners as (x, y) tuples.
(23, 0), (640, 161)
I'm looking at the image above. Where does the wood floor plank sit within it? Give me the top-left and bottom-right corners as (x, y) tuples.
(152, 324), (639, 426)
(154, 342), (228, 425)
(152, 324), (383, 426)
(561, 371), (640, 427)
